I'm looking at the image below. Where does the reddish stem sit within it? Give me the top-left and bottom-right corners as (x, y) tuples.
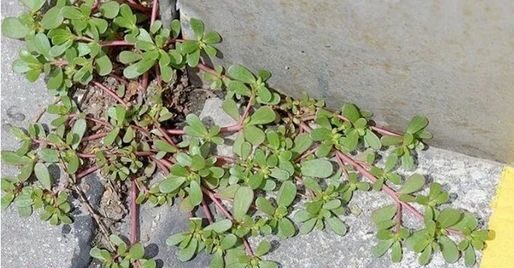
(76, 165), (99, 179)
(150, 0), (159, 25)
(101, 40), (133, 47)
(92, 81), (129, 108)
(239, 95), (254, 125)
(201, 199), (214, 224)
(82, 132), (108, 142)
(202, 188), (233, 220)
(158, 126), (176, 146)
(166, 129), (185, 135)
(130, 179), (139, 244)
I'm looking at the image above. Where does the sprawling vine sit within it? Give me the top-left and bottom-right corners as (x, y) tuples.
(1, 0), (490, 267)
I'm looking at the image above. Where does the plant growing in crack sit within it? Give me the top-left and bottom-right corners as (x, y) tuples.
(1, 0), (491, 267)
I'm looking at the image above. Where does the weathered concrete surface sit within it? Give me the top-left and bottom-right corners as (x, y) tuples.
(179, 1), (514, 163)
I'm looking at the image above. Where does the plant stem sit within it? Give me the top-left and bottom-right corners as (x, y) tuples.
(92, 81), (129, 108)
(130, 178), (139, 244)
(201, 199), (214, 224)
(76, 165), (100, 180)
(239, 95), (254, 125)
(150, 0), (159, 25)
(82, 132), (108, 142)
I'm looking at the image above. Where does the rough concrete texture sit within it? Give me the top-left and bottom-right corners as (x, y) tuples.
(178, 1), (514, 163)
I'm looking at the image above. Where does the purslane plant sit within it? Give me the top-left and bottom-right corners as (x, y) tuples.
(1, 0), (490, 267)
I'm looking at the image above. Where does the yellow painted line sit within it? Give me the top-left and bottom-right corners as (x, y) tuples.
(481, 166), (514, 268)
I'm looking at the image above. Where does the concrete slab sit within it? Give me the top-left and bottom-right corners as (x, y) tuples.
(178, 1), (514, 163)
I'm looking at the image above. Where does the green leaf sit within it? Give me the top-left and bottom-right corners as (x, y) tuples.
(166, 233), (185, 246)
(39, 149), (59, 163)
(292, 133), (312, 155)
(277, 181), (296, 207)
(278, 217), (295, 238)
(259, 260), (278, 268)
(326, 216), (347, 236)
(372, 204), (397, 224)
(222, 98), (240, 120)
(342, 103), (361, 123)
(255, 240), (271, 257)
(186, 49), (200, 67)
(185, 114), (208, 136)
(372, 239), (394, 257)
(33, 33), (51, 56)
(2, 17), (29, 39)
(439, 236), (459, 263)
(159, 176), (185, 193)
(364, 130), (381, 150)
(154, 139), (177, 153)
(300, 218), (317, 234)
(203, 31), (221, 44)
(190, 18), (204, 37)
(243, 125), (265, 145)
(119, 51), (142, 64)
(418, 245), (433, 265)
(34, 163), (52, 190)
(391, 241), (402, 263)
(398, 174), (425, 194)
(301, 159), (333, 178)
(141, 259), (156, 268)
(464, 244), (476, 266)
(1, 151), (29, 165)
(406, 116), (429, 134)
(256, 197), (275, 216)
(233, 186), (254, 221)
(41, 6), (64, 30)
(129, 243), (145, 259)
(204, 219), (232, 233)
(303, 177), (322, 193)
(109, 234), (127, 248)
(381, 135), (402, 146)
(226, 80), (251, 96)
(228, 64), (255, 84)
(100, 1), (120, 19)
(21, 0), (45, 11)
(311, 128), (331, 141)
(61, 6), (84, 20)
(188, 180), (202, 207)
(103, 127), (120, 146)
(249, 107), (276, 125)
(95, 55), (112, 76)
(437, 208), (463, 228)
(70, 118), (87, 149)
(178, 238), (197, 261)
(89, 247), (109, 261)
